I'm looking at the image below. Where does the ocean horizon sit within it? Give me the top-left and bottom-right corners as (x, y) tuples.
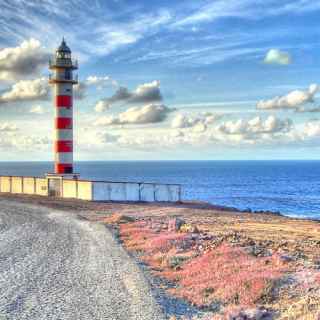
(0, 160), (319, 220)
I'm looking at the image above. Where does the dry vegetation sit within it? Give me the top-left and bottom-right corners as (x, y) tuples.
(103, 208), (320, 319)
(1, 194), (320, 319)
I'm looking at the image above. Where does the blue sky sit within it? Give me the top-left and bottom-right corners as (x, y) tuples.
(1, 0), (320, 160)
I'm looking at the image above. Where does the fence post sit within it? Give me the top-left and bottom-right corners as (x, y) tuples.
(75, 180), (78, 199)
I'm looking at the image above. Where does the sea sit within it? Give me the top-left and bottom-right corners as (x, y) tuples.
(0, 160), (319, 220)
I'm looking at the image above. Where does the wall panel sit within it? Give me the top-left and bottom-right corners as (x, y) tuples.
(110, 183), (126, 201)
(62, 180), (77, 198)
(140, 184), (155, 202)
(92, 182), (110, 201)
(77, 181), (92, 200)
(11, 177), (23, 194)
(0, 177), (11, 193)
(35, 178), (48, 196)
(126, 183), (140, 201)
(23, 177), (35, 195)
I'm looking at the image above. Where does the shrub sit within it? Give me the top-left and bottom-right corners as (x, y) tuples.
(166, 243), (286, 307)
(168, 255), (189, 270)
(149, 233), (187, 252)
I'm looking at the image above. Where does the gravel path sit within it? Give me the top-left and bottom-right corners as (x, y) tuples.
(0, 199), (165, 320)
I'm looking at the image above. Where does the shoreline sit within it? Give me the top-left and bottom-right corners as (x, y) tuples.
(174, 199), (320, 223)
(1, 191), (318, 222)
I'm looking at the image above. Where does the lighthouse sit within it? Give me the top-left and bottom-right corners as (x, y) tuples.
(49, 39), (78, 177)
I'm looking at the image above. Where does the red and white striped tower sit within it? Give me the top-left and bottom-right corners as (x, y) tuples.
(49, 39), (78, 175)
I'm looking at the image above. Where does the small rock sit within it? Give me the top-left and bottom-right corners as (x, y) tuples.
(179, 223), (200, 233)
(230, 308), (273, 320)
(280, 254), (295, 262)
(168, 217), (185, 232)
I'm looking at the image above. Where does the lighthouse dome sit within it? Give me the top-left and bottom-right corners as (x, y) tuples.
(56, 38), (71, 53)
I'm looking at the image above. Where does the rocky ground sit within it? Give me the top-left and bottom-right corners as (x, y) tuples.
(1, 193), (319, 319)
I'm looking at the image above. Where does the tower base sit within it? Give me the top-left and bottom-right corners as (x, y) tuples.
(46, 173), (80, 197)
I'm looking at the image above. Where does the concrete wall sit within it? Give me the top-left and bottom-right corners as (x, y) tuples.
(110, 183), (126, 201)
(92, 182), (135, 201)
(23, 177), (36, 195)
(0, 176), (181, 203)
(126, 183), (140, 201)
(11, 176), (23, 194)
(0, 176), (11, 193)
(140, 184), (155, 202)
(35, 178), (48, 196)
(169, 185), (181, 202)
(155, 184), (170, 202)
(92, 182), (110, 201)
(77, 181), (92, 200)
(92, 181), (180, 202)
(62, 180), (77, 198)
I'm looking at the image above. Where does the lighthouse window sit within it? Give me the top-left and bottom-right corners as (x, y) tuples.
(65, 70), (71, 80)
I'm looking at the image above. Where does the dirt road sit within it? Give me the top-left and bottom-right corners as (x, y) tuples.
(0, 199), (164, 320)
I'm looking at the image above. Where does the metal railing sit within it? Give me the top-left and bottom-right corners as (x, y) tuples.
(49, 58), (78, 69)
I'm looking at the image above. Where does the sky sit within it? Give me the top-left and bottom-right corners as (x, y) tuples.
(1, 0), (320, 161)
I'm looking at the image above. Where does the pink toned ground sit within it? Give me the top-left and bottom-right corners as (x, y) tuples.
(1, 194), (320, 319)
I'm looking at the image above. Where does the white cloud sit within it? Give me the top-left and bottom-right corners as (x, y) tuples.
(10, 135), (50, 151)
(0, 73), (109, 105)
(29, 105), (46, 114)
(0, 131), (50, 151)
(172, 0), (251, 27)
(171, 114), (194, 129)
(257, 84), (319, 110)
(86, 75), (118, 89)
(0, 1), (172, 60)
(173, 1), (320, 28)
(73, 82), (87, 100)
(0, 73), (116, 105)
(73, 75), (117, 101)
(95, 104), (172, 125)
(0, 77), (49, 104)
(171, 112), (221, 129)
(79, 113), (320, 153)
(303, 120), (320, 138)
(94, 10), (172, 55)
(94, 100), (110, 113)
(296, 106), (320, 113)
(216, 115), (292, 138)
(131, 80), (162, 103)
(0, 38), (49, 81)
(0, 122), (18, 132)
(264, 49), (291, 65)
(94, 80), (163, 111)
(97, 132), (121, 144)
(192, 122), (207, 133)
